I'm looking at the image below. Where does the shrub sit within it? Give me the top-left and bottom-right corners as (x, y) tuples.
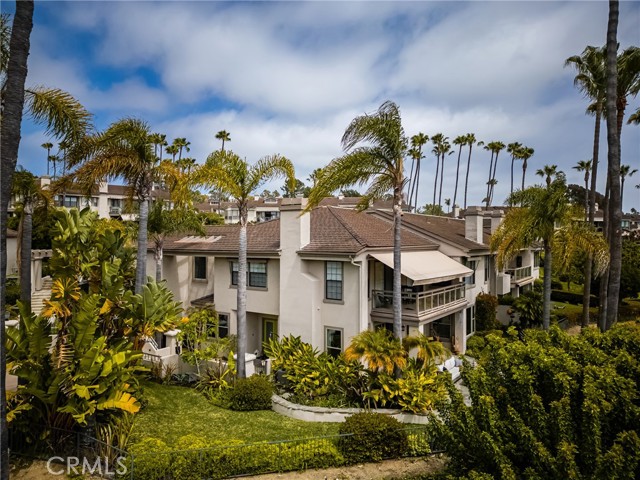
(5, 279), (19, 306)
(338, 412), (408, 463)
(475, 293), (500, 331)
(551, 279), (563, 290)
(228, 375), (273, 411)
(498, 294), (515, 306)
(465, 335), (486, 357)
(128, 438), (170, 480)
(551, 289), (599, 306)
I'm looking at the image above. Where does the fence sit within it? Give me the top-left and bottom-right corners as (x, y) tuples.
(9, 425), (442, 479)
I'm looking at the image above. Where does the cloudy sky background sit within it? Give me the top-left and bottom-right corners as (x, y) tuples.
(15, 0), (640, 211)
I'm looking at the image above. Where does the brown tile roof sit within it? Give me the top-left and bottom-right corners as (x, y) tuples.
(301, 207), (435, 254)
(162, 220), (280, 255)
(373, 211), (490, 251)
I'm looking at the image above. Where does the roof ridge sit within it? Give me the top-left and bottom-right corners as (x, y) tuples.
(326, 207), (368, 247)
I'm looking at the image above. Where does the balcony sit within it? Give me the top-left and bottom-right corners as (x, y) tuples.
(371, 284), (468, 323)
(506, 265), (532, 285)
(109, 206), (122, 216)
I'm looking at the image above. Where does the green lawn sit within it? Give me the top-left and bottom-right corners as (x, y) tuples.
(130, 381), (339, 446)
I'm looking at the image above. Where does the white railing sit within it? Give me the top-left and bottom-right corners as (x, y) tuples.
(372, 284), (466, 316)
(507, 265), (532, 282)
(109, 207), (121, 215)
(144, 335), (159, 350)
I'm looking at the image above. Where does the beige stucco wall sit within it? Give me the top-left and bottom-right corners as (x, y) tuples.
(6, 237), (18, 277)
(150, 253), (215, 310)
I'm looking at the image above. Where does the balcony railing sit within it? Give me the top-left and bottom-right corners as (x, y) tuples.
(109, 206), (121, 215)
(372, 284), (466, 317)
(506, 265), (532, 282)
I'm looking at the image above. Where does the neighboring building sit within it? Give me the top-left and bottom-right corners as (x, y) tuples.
(154, 200), (533, 356)
(592, 208), (640, 237)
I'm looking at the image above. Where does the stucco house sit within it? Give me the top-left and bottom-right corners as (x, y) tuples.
(150, 198), (543, 357)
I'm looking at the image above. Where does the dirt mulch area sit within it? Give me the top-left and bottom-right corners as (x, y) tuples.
(244, 455), (448, 480)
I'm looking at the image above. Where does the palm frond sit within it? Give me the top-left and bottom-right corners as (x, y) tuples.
(247, 154), (295, 194)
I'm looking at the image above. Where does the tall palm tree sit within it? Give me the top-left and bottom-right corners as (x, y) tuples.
(165, 144), (179, 162)
(305, 101), (408, 355)
(1, 8), (92, 468)
(438, 138), (451, 208)
(573, 159), (592, 220)
(536, 164), (561, 186)
(67, 118), (156, 294)
(196, 150), (295, 378)
(444, 198), (451, 213)
(507, 142), (523, 196)
(613, 45), (640, 136)
(430, 133), (445, 206)
(172, 137), (191, 161)
(491, 175), (609, 330)
(215, 130), (231, 151)
(307, 167), (324, 188)
(620, 164), (637, 207)
(520, 146), (534, 191)
(487, 141), (505, 206)
(407, 133), (428, 211)
(149, 132), (167, 162)
(627, 107), (640, 124)
(41, 141), (53, 175)
(452, 135), (466, 209)
(463, 135), (480, 210)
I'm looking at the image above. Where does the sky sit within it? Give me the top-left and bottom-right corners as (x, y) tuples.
(12, 0), (640, 211)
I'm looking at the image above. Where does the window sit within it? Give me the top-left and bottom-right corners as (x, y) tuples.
(218, 313), (229, 338)
(466, 306), (476, 336)
(534, 251), (541, 267)
(194, 256), (207, 280)
(431, 315), (452, 339)
(484, 257), (489, 283)
(325, 328), (343, 358)
(465, 260), (477, 286)
(325, 261), (343, 301)
(249, 262), (267, 288)
(61, 195), (79, 208)
(231, 261), (268, 288)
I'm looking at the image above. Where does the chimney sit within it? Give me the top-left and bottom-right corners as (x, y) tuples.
(490, 210), (504, 234)
(453, 204), (460, 219)
(465, 206), (483, 243)
(280, 197), (310, 250)
(337, 194), (345, 200)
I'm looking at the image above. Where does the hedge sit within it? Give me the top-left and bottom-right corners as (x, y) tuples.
(551, 290), (599, 307)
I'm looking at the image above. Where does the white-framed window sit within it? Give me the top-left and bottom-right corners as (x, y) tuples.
(325, 328), (343, 358)
(193, 256), (207, 280)
(231, 261), (267, 288)
(325, 261), (343, 301)
(465, 260), (477, 286)
(218, 313), (229, 338)
(484, 257), (489, 283)
(466, 306), (476, 336)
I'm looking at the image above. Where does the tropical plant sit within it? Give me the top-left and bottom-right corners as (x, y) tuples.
(305, 101), (408, 353)
(491, 175), (609, 329)
(196, 150), (295, 377)
(402, 333), (448, 367)
(1, 8), (93, 468)
(172, 137), (191, 161)
(419, 203), (445, 216)
(66, 118), (157, 294)
(512, 289), (543, 328)
(345, 328), (406, 375)
(573, 159), (592, 220)
(215, 130), (231, 151)
(536, 164), (561, 186)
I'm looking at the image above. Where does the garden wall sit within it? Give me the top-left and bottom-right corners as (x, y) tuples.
(271, 394), (430, 424)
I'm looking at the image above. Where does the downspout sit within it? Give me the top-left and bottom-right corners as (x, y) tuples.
(350, 256), (364, 334)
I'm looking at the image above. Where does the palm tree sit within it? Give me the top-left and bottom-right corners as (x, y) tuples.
(407, 133), (428, 211)
(520, 146), (534, 191)
(402, 333), (447, 367)
(307, 167), (324, 188)
(430, 133), (445, 206)
(536, 164), (561, 186)
(438, 138), (451, 207)
(305, 101), (408, 355)
(172, 137), (191, 161)
(11, 167), (52, 309)
(344, 328), (406, 375)
(444, 198), (451, 213)
(573, 159), (592, 220)
(215, 130), (231, 151)
(41, 142), (53, 175)
(452, 135), (466, 209)
(165, 144), (179, 162)
(67, 118), (156, 294)
(463, 135), (480, 209)
(620, 164), (637, 207)
(196, 150), (295, 378)
(1, 8), (92, 467)
(613, 45), (640, 137)
(491, 175), (609, 330)
(507, 142), (523, 196)
(628, 107), (640, 124)
(486, 141), (505, 206)
(149, 132), (167, 162)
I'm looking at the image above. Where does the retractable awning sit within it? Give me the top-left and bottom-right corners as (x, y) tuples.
(370, 251), (473, 285)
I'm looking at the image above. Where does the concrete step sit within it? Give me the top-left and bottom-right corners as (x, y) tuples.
(31, 288), (51, 316)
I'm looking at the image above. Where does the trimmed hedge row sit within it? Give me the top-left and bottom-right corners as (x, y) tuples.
(551, 289), (599, 307)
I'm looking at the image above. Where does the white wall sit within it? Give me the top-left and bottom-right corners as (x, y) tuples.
(153, 253), (215, 309)
(6, 237), (18, 277)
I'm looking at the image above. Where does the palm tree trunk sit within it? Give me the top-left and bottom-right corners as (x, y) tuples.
(582, 256), (593, 328)
(490, 152), (500, 205)
(464, 144), (473, 209)
(542, 239), (552, 330)
(20, 206), (33, 310)
(407, 156), (416, 209)
(413, 157), (421, 210)
(135, 195), (150, 294)
(510, 156), (515, 196)
(486, 153), (494, 207)
(0, 3), (34, 477)
(237, 206), (248, 379)
(154, 238), (163, 283)
(599, 183), (610, 331)
(521, 159), (527, 191)
(605, 0), (622, 331)
(453, 146), (462, 208)
(584, 174), (589, 221)
(392, 186), (403, 378)
(620, 177), (625, 207)
(433, 156), (440, 207)
(438, 154), (445, 207)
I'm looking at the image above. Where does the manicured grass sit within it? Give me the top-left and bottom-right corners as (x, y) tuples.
(130, 381), (339, 446)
